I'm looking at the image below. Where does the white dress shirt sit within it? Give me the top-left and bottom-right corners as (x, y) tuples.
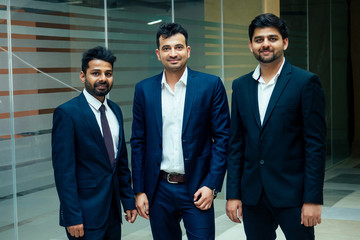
(83, 89), (119, 158)
(252, 58), (285, 125)
(160, 68), (188, 174)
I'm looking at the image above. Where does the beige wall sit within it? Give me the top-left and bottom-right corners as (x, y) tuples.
(263, 0), (280, 16)
(204, 0), (280, 23)
(204, 0), (263, 24)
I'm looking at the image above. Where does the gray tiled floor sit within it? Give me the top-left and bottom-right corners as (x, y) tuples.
(1, 157), (360, 239)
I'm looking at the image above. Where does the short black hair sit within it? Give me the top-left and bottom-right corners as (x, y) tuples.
(81, 46), (116, 74)
(156, 22), (188, 48)
(248, 13), (288, 42)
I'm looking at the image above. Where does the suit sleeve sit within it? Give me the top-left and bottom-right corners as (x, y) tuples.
(226, 80), (245, 200)
(301, 75), (326, 204)
(130, 84), (146, 194)
(52, 107), (83, 226)
(202, 77), (230, 191)
(116, 110), (136, 211)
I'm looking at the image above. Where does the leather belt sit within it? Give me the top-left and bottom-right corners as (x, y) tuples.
(160, 170), (186, 184)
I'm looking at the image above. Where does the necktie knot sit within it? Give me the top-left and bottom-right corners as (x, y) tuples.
(99, 104), (106, 113)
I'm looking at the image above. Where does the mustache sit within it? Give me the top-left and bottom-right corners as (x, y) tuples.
(94, 81), (109, 88)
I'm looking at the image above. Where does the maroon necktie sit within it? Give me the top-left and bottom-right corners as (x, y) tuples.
(99, 104), (115, 168)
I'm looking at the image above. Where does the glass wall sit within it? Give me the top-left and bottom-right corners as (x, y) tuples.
(0, 1), (15, 239)
(280, 0), (352, 167)
(1, 0), (353, 239)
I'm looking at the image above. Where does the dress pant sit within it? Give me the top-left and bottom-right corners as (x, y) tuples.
(66, 194), (121, 240)
(242, 191), (314, 240)
(149, 178), (215, 240)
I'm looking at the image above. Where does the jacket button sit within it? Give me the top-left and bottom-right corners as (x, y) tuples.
(260, 160), (265, 165)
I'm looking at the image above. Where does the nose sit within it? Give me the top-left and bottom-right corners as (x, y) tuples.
(99, 72), (106, 81)
(169, 48), (177, 57)
(262, 39), (270, 47)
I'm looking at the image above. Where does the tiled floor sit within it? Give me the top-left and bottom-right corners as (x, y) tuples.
(123, 156), (360, 240)
(1, 156), (360, 239)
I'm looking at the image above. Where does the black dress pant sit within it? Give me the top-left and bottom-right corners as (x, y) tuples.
(242, 192), (314, 240)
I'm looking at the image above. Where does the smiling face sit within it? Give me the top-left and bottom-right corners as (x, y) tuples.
(80, 59), (113, 102)
(156, 33), (191, 74)
(249, 27), (288, 64)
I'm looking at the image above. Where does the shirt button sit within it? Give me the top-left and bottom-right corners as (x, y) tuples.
(260, 160), (265, 165)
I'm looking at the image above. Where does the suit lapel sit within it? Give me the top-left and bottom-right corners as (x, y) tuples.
(77, 93), (112, 169)
(153, 74), (163, 137)
(262, 61), (291, 128)
(107, 100), (122, 168)
(249, 77), (261, 128)
(182, 68), (197, 134)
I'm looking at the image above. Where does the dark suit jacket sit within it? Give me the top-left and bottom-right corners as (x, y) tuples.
(226, 61), (326, 207)
(131, 68), (230, 204)
(52, 93), (135, 229)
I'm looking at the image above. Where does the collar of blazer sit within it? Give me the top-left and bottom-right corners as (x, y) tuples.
(152, 67), (198, 137)
(77, 92), (121, 169)
(250, 61), (292, 129)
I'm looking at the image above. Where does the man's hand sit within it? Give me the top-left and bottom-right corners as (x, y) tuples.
(226, 199), (242, 223)
(135, 192), (150, 220)
(301, 203), (322, 227)
(193, 186), (214, 210)
(125, 209), (138, 223)
(66, 224), (84, 238)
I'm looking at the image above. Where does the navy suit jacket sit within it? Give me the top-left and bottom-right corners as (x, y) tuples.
(131, 68), (230, 204)
(226, 61), (326, 207)
(52, 93), (135, 229)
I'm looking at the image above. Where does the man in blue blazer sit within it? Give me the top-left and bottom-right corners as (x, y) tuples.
(226, 14), (326, 240)
(131, 23), (230, 240)
(52, 46), (137, 240)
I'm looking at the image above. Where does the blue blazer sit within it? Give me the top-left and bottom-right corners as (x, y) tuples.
(131, 68), (230, 204)
(226, 61), (326, 207)
(52, 93), (135, 229)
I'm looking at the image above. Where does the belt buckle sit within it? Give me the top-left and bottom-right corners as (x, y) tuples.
(166, 172), (179, 184)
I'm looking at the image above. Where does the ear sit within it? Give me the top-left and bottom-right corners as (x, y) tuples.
(80, 71), (85, 83)
(155, 49), (162, 61)
(248, 40), (253, 53)
(187, 46), (191, 59)
(283, 38), (289, 51)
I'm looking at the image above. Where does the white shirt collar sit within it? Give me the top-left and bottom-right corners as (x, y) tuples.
(161, 67), (188, 88)
(83, 88), (110, 111)
(252, 58), (286, 83)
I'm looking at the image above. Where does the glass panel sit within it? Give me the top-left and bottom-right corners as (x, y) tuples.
(174, 0), (222, 78)
(107, 0), (172, 147)
(222, 0), (262, 102)
(0, 1), (15, 239)
(281, 0), (352, 168)
(8, 0), (105, 239)
(330, 0), (350, 164)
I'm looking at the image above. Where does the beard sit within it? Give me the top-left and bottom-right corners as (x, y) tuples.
(253, 49), (283, 64)
(84, 77), (112, 97)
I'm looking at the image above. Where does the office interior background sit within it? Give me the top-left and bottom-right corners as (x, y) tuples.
(0, 0), (359, 239)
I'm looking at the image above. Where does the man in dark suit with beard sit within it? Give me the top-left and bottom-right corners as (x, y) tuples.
(52, 46), (137, 240)
(226, 14), (326, 240)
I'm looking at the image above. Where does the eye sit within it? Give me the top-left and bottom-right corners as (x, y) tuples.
(176, 46), (184, 50)
(269, 37), (277, 42)
(255, 39), (263, 43)
(92, 72), (99, 76)
(162, 47), (170, 51)
(105, 72), (112, 77)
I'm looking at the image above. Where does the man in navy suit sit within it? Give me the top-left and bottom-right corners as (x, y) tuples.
(226, 14), (326, 240)
(131, 23), (230, 240)
(52, 46), (137, 240)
